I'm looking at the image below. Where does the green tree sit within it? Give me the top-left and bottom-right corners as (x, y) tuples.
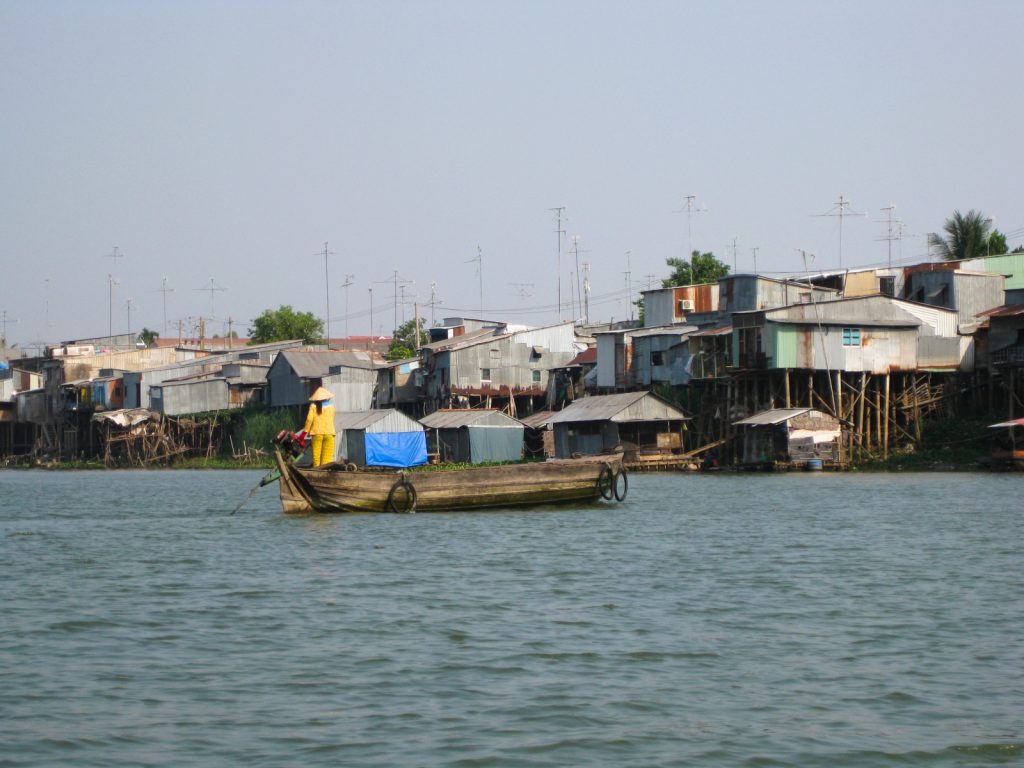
(386, 317), (429, 361)
(662, 250), (731, 287)
(137, 328), (159, 348)
(248, 305), (324, 344)
(929, 209), (1007, 261)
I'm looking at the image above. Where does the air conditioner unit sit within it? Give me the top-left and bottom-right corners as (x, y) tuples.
(678, 299), (695, 312)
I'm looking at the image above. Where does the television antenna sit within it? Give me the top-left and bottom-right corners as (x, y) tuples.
(375, 270), (413, 332)
(103, 247), (125, 339)
(317, 241), (335, 347)
(125, 297), (136, 337)
(465, 245), (483, 318)
(194, 278), (226, 319)
(106, 274), (120, 339)
(153, 277), (175, 334)
(340, 274), (355, 341)
(426, 281), (444, 327)
(675, 194), (707, 275)
(550, 206), (567, 320)
(873, 204), (914, 270)
(623, 250), (633, 321)
(0, 310), (19, 347)
(812, 194), (866, 268)
(569, 235), (589, 319)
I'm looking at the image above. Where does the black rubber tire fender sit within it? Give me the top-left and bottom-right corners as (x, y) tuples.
(386, 476), (417, 513)
(613, 467), (629, 502)
(597, 464), (614, 500)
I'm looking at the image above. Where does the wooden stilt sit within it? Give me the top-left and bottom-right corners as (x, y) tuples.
(883, 372), (890, 459)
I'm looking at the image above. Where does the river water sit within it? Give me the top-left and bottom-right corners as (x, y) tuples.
(1, 469), (1021, 767)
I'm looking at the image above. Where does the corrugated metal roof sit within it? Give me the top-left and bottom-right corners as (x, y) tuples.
(334, 409), (421, 431)
(628, 325), (698, 339)
(519, 410), (555, 429)
(280, 349), (382, 377)
(563, 348), (597, 366)
(421, 328), (501, 352)
(689, 325), (733, 337)
(979, 304), (1024, 318)
(771, 317), (919, 328)
(419, 409), (523, 429)
(734, 408), (813, 426)
(548, 391), (689, 424)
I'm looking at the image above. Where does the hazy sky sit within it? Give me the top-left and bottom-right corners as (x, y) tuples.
(2, 0), (1022, 348)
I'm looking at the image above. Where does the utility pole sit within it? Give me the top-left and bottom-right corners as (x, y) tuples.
(341, 274), (355, 343)
(318, 241), (334, 348)
(751, 247), (759, 274)
(154, 277), (175, 335)
(812, 194), (866, 269)
(729, 236), (739, 272)
(550, 206), (567, 320)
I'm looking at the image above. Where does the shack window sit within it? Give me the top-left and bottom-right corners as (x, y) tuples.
(651, 351), (664, 366)
(842, 328), (861, 347)
(480, 368), (491, 382)
(532, 370), (541, 383)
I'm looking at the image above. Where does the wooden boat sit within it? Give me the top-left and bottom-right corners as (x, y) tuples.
(272, 448), (628, 514)
(987, 418), (1024, 471)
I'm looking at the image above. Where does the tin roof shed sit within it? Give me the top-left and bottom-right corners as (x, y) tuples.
(548, 391), (689, 424)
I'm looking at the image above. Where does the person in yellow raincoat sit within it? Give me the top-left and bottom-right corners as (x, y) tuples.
(302, 386), (336, 467)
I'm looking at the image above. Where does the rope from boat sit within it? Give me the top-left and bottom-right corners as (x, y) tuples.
(597, 464), (614, 500)
(386, 475), (418, 513)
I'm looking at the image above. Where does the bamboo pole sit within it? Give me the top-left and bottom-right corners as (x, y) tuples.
(784, 368), (791, 408)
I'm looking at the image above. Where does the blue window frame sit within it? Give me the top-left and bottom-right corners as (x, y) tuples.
(842, 328), (861, 347)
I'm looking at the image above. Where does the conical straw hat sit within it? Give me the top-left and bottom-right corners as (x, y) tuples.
(309, 386), (335, 402)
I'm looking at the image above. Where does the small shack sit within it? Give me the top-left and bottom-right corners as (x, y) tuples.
(335, 409), (427, 468)
(547, 391), (690, 460)
(419, 409), (525, 464)
(733, 408), (843, 469)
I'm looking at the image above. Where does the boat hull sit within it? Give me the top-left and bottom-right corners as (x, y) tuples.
(274, 450), (626, 513)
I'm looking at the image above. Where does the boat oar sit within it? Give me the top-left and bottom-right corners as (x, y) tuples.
(229, 468), (280, 516)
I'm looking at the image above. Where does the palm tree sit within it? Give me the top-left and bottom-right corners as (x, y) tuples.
(929, 209), (992, 261)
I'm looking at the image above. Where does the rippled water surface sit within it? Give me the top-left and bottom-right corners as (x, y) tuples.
(1, 469), (1021, 767)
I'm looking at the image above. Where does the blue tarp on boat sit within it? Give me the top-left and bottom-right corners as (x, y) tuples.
(364, 432), (428, 468)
